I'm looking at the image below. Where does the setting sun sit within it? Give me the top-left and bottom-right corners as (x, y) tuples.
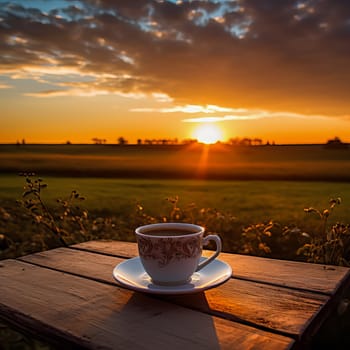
(194, 124), (223, 144)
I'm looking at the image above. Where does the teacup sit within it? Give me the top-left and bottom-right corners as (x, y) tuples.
(135, 222), (222, 285)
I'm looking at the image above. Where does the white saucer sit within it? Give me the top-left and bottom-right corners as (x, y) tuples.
(112, 257), (232, 295)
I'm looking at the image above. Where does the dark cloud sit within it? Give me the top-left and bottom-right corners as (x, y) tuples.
(0, 0), (349, 115)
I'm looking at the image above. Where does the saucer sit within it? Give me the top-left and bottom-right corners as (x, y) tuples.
(112, 257), (232, 295)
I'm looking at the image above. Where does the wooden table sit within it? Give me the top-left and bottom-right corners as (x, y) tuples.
(1, 240), (349, 349)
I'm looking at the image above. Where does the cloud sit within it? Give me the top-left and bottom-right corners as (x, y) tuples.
(131, 102), (348, 122)
(182, 109), (337, 122)
(25, 87), (146, 99)
(182, 115), (261, 122)
(131, 104), (235, 113)
(0, 82), (12, 89)
(151, 92), (173, 102)
(24, 88), (110, 97)
(0, 0), (350, 116)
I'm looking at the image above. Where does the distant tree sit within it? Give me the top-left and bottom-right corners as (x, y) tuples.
(325, 137), (347, 149)
(91, 138), (107, 145)
(240, 138), (252, 146)
(117, 137), (128, 145)
(141, 138), (178, 145)
(253, 138), (263, 146)
(182, 138), (198, 145)
(137, 139), (142, 145)
(91, 137), (107, 145)
(66, 140), (72, 145)
(92, 137), (102, 145)
(228, 137), (240, 145)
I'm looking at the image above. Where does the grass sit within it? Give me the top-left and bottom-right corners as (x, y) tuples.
(1, 175), (350, 228)
(1, 174), (350, 262)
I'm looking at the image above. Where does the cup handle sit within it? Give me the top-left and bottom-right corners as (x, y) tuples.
(196, 234), (222, 272)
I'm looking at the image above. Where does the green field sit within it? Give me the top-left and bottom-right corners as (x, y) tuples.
(1, 143), (350, 261)
(1, 175), (349, 226)
(1, 143), (350, 181)
(1, 143), (350, 222)
(1, 174), (350, 261)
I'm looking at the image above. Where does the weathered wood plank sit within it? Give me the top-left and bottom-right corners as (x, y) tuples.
(71, 240), (138, 258)
(20, 247), (328, 339)
(72, 240), (350, 295)
(217, 254), (350, 296)
(0, 259), (294, 350)
(20, 247), (124, 284)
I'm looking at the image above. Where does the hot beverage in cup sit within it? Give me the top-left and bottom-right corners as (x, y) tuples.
(135, 223), (222, 285)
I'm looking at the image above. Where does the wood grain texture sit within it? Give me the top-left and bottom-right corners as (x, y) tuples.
(72, 240), (350, 295)
(20, 247), (123, 284)
(0, 259), (294, 350)
(71, 240), (139, 257)
(20, 247), (328, 339)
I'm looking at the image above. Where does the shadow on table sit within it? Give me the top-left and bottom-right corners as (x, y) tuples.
(115, 292), (221, 350)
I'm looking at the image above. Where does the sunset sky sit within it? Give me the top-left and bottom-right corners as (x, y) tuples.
(1, 0), (350, 144)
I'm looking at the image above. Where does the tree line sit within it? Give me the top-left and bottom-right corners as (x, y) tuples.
(90, 137), (270, 146)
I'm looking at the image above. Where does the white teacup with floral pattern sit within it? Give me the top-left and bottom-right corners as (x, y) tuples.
(135, 223), (222, 285)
